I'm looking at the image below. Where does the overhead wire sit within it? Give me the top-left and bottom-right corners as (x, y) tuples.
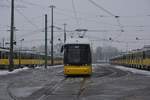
(88, 0), (124, 36)
(16, 0), (47, 10)
(15, 9), (40, 30)
(6, 0), (40, 30)
(88, 0), (115, 16)
(0, 0), (27, 8)
(56, 7), (99, 18)
(71, 0), (80, 29)
(5, 0), (46, 42)
(55, 8), (120, 27)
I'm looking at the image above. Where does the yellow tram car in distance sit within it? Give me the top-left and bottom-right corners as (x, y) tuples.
(62, 38), (92, 75)
(0, 47), (63, 69)
(110, 49), (150, 70)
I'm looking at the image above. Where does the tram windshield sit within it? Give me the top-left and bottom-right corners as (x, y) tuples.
(64, 44), (91, 65)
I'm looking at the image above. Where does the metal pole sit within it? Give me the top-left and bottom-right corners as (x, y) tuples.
(9, 0), (14, 71)
(45, 14), (48, 69)
(19, 39), (24, 68)
(50, 5), (55, 66)
(64, 23), (67, 43)
(126, 42), (128, 52)
(19, 41), (21, 68)
(2, 38), (5, 48)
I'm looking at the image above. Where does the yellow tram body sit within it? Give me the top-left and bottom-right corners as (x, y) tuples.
(0, 48), (63, 69)
(0, 59), (62, 66)
(64, 65), (92, 75)
(110, 49), (150, 70)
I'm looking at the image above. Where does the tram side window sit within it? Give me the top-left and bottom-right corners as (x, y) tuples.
(38, 55), (40, 59)
(14, 53), (17, 59)
(26, 53), (29, 59)
(21, 53), (23, 59)
(28, 54), (31, 59)
(21, 53), (24, 59)
(139, 52), (143, 59)
(42, 55), (45, 59)
(31, 54), (34, 59)
(123, 55), (125, 60)
(2, 52), (6, 59)
(15, 53), (19, 59)
(145, 50), (150, 58)
(137, 53), (140, 60)
(6, 52), (9, 59)
(48, 56), (51, 60)
(37, 55), (39, 59)
(143, 52), (145, 59)
(25, 53), (29, 59)
(35, 55), (37, 59)
(27, 53), (30, 59)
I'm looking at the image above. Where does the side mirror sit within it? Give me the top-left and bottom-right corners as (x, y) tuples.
(61, 46), (64, 53)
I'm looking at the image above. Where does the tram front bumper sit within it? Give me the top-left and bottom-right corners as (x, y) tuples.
(64, 65), (92, 75)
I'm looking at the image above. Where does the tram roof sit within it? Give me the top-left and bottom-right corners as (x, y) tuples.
(65, 38), (90, 45)
(0, 47), (9, 52)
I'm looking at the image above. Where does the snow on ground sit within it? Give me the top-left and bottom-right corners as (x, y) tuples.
(11, 86), (43, 98)
(92, 64), (99, 71)
(114, 65), (150, 76)
(0, 67), (29, 76)
(0, 65), (63, 76)
(50, 65), (63, 68)
(36, 65), (63, 70)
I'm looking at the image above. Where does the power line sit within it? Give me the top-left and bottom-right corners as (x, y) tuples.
(17, 29), (43, 38)
(88, 0), (124, 33)
(56, 7), (99, 18)
(16, 0), (46, 9)
(72, 0), (80, 28)
(17, 24), (64, 38)
(6, 0), (40, 30)
(115, 17), (124, 32)
(54, 10), (120, 27)
(88, 0), (115, 17)
(15, 9), (40, 29)
(98, 15), (150, 18)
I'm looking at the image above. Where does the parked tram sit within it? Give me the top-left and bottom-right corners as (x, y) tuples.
(0, 47), (63, 69)
(62, 38), (92, 75)
(110, 49), (150, 70)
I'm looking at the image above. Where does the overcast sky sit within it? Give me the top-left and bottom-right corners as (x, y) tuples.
(0, 0), (150, 51)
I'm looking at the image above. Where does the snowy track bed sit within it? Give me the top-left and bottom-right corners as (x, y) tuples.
(114, 65), (150, 76)
(0, 64), (150, 100)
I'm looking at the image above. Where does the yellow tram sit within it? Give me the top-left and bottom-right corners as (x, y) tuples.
(110, 49), (150, 70)
(0, 47), (62, 69)
(62, 38), (92, 75)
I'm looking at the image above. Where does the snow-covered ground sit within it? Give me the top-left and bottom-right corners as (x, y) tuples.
(2, 64), (150, 77)
(49, 65), (63, 68)
(0, 67), (29, 76)
(92, 63), (150, 76)
(0, 65), (63, 76)
(114, 65), (150, 76)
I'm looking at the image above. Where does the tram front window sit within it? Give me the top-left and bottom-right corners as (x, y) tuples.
(64, 44), (91, 65)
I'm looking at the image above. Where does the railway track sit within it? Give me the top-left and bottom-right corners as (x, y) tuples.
(7, 82), (18, 100)
(85, 65), (131, 89)
(6, 66), (64, 100)
(25, 76), (90, 100)
(6, 64), (132, 100)
(76, 77), (90, 99)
